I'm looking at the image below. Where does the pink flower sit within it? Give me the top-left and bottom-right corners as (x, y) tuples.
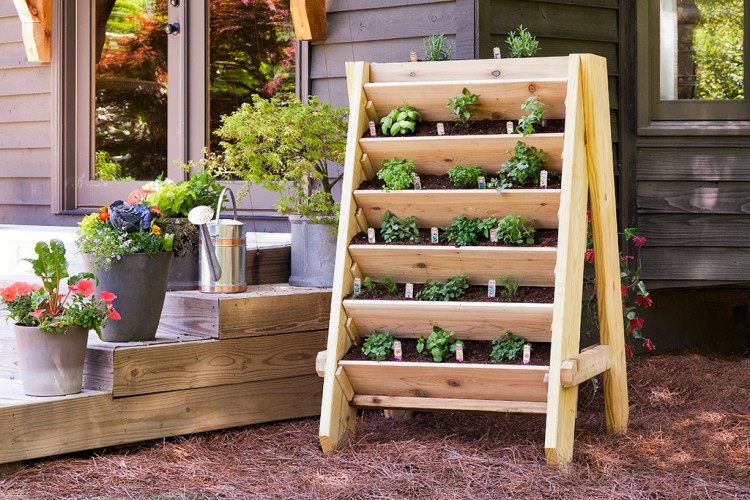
(0, 287), (15, 302)
(632, 236), (647, 247)
(625, 345), (634, 357)
(636, 294), (653, 308)
(75, 279), (95, 297)
(584, 249), (595, 263)
(28, 309), (45, 318)
(642, 338), (655, 351)
(628, 317), (644, 333)
(621, 255), (634, 264)
(99, 291), (117, 304)
(621, 285), (629, 297)
(127, 189), (155, 205)
(107, 308), (121, 321)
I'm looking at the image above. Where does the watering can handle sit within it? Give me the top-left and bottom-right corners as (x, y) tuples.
(215, 187), (238, 222)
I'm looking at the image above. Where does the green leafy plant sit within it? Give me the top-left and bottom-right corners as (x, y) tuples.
(379, 106), (422, 136)
(379, 275), (398, 294)
(422, 33), (455, 61)
(490, 141), (549, 190)
(417, 326), (464, 362)
(95, 151), (133, 181)
(506, 25), (540, 58)
(489, 331), (527, 362)
(442, 215), (483, 247)
(446, 88), (479, 128)
(377, 158), (418, 191)
(380, 211), (420, 243)
(144, 169), (225, 218)
(212, 93), (348, 227)
(516, 96), (546, 136)
(495, 215), (536, 245)
(478, 215), (499, 239)
(498, 277), (521, 297)
(360, 275), (398, 297)
(416, 274), (469, 301)
(0, 240), (119, 339)
(362, 276), (378, 295)
(361, 331), (395, 361)
(447, 165), (485, 188)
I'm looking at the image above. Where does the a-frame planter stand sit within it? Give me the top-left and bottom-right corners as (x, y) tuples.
(319, 54), (628, 466)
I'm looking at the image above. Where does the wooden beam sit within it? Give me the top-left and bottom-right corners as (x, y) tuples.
(335, 366), (354, 402)
(290, 0), (327, 41)
(353, 395), (548, 414)
(560, 345), (611, 388)
(12, 0), (51, 63)
(316, 350), (327, 377)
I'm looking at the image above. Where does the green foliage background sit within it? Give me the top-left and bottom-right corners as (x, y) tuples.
(693, 0), (744, 100)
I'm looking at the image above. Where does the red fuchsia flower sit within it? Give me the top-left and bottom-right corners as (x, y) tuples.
(632, 236), (647, 247)
(586, 210), (592, 223)
(28, 309), (45, 318)
(643, 338), (655, 351)
(126, 189), (155, 205)
(621, 255), (634, 264)
(75, 279), (95, 297)
(99, 291), (117, 304)
(636, 294), (653, 308)
(628, 317), (644, 333)
(585, 249), (595, 263)
(107, 308), (121, 321)
(621, 285), (629, 297)
(625, 345), (634, 357)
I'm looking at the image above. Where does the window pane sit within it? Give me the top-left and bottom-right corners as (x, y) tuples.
(660, 0), (744, 100)
(208, 0), (295, 151)
(94, 0), (168, 181)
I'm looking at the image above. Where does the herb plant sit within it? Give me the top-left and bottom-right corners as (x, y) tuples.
(506, 25), (540, 58)
(417, 326), (464, 362)
(447, 165), (485, 188)
(379, 275), (398, 294)
(380, 106), (422, 136)
(416, 274), (469, 301)
(380, 211), (420, 243)
(361, 331), (395, 361)
(422, 33), (455, 61)
(491, 141), (549, 190)
(360, 275), (398, 297)
(446, 88), (479, 128)
(377, 158), (418, 191)
(362, 276), (378, 294)
(498, 277), (521, 297)
(442, 215), (483, 247)
(146, 170), (224, 218)
(516, 96), (546, 136)
(495, 215), (536, 245)
(489, 332), (527, 362)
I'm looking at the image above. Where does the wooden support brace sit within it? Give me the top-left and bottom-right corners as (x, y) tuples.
(344, 317), (360, 345)
(354, 208), (370, 233)
(350, 262), (363, 281)
(12, 0), (51, 63)
(290, 0), (327, 41)
(335, 366), (355, 402)
(360, 154), (375, 180)
(560, 344), (611, 388)
(365, 101), (378, 123)
(315, 350), (327, 377)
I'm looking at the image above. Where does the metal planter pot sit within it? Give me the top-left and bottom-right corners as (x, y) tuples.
(14, 324), (89, 396)
(83, 252), (172, 342)
(288, 215), (336, 288)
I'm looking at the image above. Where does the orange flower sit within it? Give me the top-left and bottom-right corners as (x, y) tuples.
(151, 224), (161, 237)
(1, 287), (16, 302)
(98, 211), (110, 222)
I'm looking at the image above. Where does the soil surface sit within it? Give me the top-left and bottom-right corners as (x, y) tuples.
(352, 228), (557, 247)
(365, 119), (566, 138)
(358, 173), (562, 190)
(349, 284), (555, 303)
(343, 339), (551, 366)
(3, 353), (748, 499)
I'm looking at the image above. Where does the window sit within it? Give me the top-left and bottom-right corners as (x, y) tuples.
(54, 0), (296, 211)
(639, 0), (749, 123)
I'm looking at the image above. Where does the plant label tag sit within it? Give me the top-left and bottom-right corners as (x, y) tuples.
(437, 122), (445, 136)
(540, 170), (548, 189)
(405, 283), (414, 299)
(488, 279), (496, 298)
(368, 120), (377, 137)
(431, 227), (439, 244)
(490, 230), (498, 242)
(393, 340), (402, 361)
(455, 344), (464, 362)
(413, 177), (422, 190)
(478, 176), (486, 189)
(506, 121), (514, 134)
(493, 47), (501, 59)
(353, 278), (361, 295)
(367, 227), (376, 244)
(523, 344), (532, 364)
(409, 51), (417, 62)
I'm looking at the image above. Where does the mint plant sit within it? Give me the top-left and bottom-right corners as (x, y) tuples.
(416, 274), (469, 301)
(516, 96), (546, 137)
(495, 215), (536, 245)
(379, 275), (398, 294)
(417, 326), (464, 362)
(380, 210), (420, 243)
(498, 277), (521, 297)
(446, 88), (479, 128)
(422, 33), (455, 61)
(442, 215), (483, 247)
(380, 106), (422, 136)
(377, 158), (418, 191)
(447, 165), (485, 188)
(361, 331), (395, 361)
(362, 276), (378, 295)
(359, 275), (398, 298)
(490, 141), (549, 190)
(506, 25), (540, 58)
(489, 331), (527, 362)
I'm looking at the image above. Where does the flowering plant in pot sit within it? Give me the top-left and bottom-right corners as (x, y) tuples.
(77, 201), (175, 342)
(0, 240), (119, 396)
(210, 93), (348, 287)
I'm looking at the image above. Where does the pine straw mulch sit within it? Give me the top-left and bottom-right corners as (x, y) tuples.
(1, 352), (749, 499)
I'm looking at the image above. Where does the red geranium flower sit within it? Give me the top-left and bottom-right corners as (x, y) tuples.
(99, 291), (117, 304)
(1, 286), (16, 302)
(76, 279), (95, 297)
(107, 308), (122, 321)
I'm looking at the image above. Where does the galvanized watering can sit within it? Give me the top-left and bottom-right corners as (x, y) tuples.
(188, 188), (247, 293)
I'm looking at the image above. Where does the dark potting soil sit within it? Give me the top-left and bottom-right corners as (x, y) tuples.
(342, 339), (551, 366)
(357, 174), (562, 191)
(348, 284), (555, 304)
(363, 119), (566, 138)
(350, 229), (558, 248)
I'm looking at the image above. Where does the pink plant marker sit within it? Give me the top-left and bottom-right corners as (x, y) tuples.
(455, 344), (464, 362)
(478, 176), (486, 189)
(413, 177), (422, 190)
(437, 122), (445, 136)
(431, 227), (439, 244)
(506, 121), (514, 134)
(523, 344), (531, 364)
(368, 121), (377, 137)
(488, 279), (496, 298)
(540, 170), (548, 189)
(409, 51), (417, 62)
(353, 278), (361, 295)
(393, 340), (402, 361)
(490, 230), (498, 242)
(493, 47), (501, 59)
(405, 283), (414, 299)
(367, 227), (376, 244)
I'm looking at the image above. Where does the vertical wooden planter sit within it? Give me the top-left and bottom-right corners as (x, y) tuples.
(319, 55), (628, 466)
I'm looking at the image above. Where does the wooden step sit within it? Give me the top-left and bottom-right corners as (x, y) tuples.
(159, 284), (332, 339)
(352, 395), (547, 414)
(348, 245), (557, 286)
(339, 360), (549, 403)
(354, 189), (561, 229)
(342, 300), (553, 342)
(359, 134), (564, 173)
(364, 78), (567, 122)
